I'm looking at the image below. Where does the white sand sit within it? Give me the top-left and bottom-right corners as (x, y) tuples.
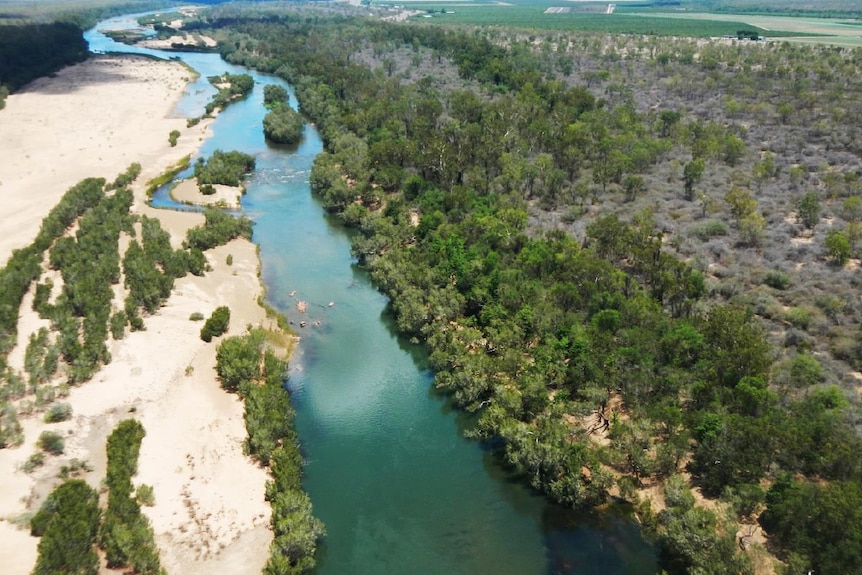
(171, 178), (244, 209)
(0, 54), (277, 574)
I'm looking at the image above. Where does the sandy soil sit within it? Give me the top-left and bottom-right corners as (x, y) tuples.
(138, 34), (218, 50)
(0, 54), (276, 574)
(171, 178), (244, 209)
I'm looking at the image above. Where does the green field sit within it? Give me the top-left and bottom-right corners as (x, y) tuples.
(378, 0), (862, 42)
(400, 5), (807, 37)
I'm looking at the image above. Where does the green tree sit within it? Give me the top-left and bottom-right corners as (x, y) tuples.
(200, 306), (231, 342)
(264, 84), (288, 107)
(683, 157), (705, 201)
(796, 191), (821, 229)
(263, 105), (305, 145)
(216, 332), (264, 395)
(724, 186), (757, 224)
(622, 174), (646, 203)
(825, 229), (851, 265)
(739, 212), (766, 247)
(32, 480), (100, 575)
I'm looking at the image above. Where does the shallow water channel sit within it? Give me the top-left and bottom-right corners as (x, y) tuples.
(86, 13), (657, 575)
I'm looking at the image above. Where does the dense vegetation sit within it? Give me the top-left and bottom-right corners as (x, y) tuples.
(29, 420), (162, 574)
(1, 169), (251, 453)
(215, 330), (324, 573)
(30, 479), (101, 575)
(185, 4), (862, 572)
(262, 84), (304, 144)
(193, 149), (256, 190)
(200, 305), (230, 342)
(184, 207), (254, 251)
(0, 21), (88, 94)
(204, 72), (254, 115)
(100, 419), (163, 574)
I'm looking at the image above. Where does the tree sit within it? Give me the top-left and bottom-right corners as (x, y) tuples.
(32, 480), (100, 575)
(753, 151), (778, 190)
(739, 212), (766, 247)
(761, 478), (862, 575)
(263, 105), (305, 145)
(622, 174), (646, 203)
(264, 84), (289, 107)
(724, 186), (757, 224)
(216, 332), (264, 395)
(200, 306), (230, 342)
(796, 191), (821, 229)
(683, 158), (705, 201)
(825, 229), (851, 265)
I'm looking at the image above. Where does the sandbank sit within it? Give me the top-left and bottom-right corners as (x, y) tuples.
(0, 53), (277, 574)
(171, 178), (244, 209)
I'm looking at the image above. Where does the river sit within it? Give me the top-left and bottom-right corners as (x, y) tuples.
(86, 12), (656, 575)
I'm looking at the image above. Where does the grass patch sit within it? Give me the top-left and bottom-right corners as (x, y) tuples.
(145, 154), (191, 197)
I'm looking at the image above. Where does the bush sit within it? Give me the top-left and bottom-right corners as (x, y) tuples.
(38, 430), (65, 455)
(136, 484), (155, 507)
(763, 270), (790, 290)
(21, 452), (45, 473)
(168, 129), (180, 147)
(44, 402), (73, 423)
(110, 311), (127, 340)
(690, 220), (727, 241)
(189, 312), (205, 321)
(0, 401), (23, 448)
(200, 306), (230, 342)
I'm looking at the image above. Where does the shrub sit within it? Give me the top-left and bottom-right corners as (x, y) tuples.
(21, 452), (45, 473)
(136, 484), (155, 507)
(168, 129), (180, 147)
(189, 312), (205, 321)
(58, 458), (93, 479)
(764, 270), (791, 290)
(200, 306), (230, 342)
(38, 431), (65, 455)
(690, 220), (728, 241)
(110, 311), (127, 340)
(44, 402), (73, 423)
(0, 401), (23, 448)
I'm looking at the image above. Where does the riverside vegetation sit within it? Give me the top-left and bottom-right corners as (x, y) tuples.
(215, 329), (325, 574)
(174, 3), (862, 573)
(0, 152), (321, 570)
(30, 419), (162, 575)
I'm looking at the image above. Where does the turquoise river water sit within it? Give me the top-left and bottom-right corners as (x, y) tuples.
(86, 13), (656, 575)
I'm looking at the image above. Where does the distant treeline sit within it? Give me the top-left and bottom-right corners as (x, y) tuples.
(0, 22), (88, 93)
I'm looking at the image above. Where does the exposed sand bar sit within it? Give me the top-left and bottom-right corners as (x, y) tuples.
(0, 54), (275, 573)
(0, 54), (201, 266)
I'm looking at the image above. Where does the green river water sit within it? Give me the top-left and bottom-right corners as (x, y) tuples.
(86, 14), (657, 575)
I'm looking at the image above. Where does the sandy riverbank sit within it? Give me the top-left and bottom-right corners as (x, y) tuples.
(0, 54), (277, 574)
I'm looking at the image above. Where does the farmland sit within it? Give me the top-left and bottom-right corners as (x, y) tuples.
(380, 0), (862, 44)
